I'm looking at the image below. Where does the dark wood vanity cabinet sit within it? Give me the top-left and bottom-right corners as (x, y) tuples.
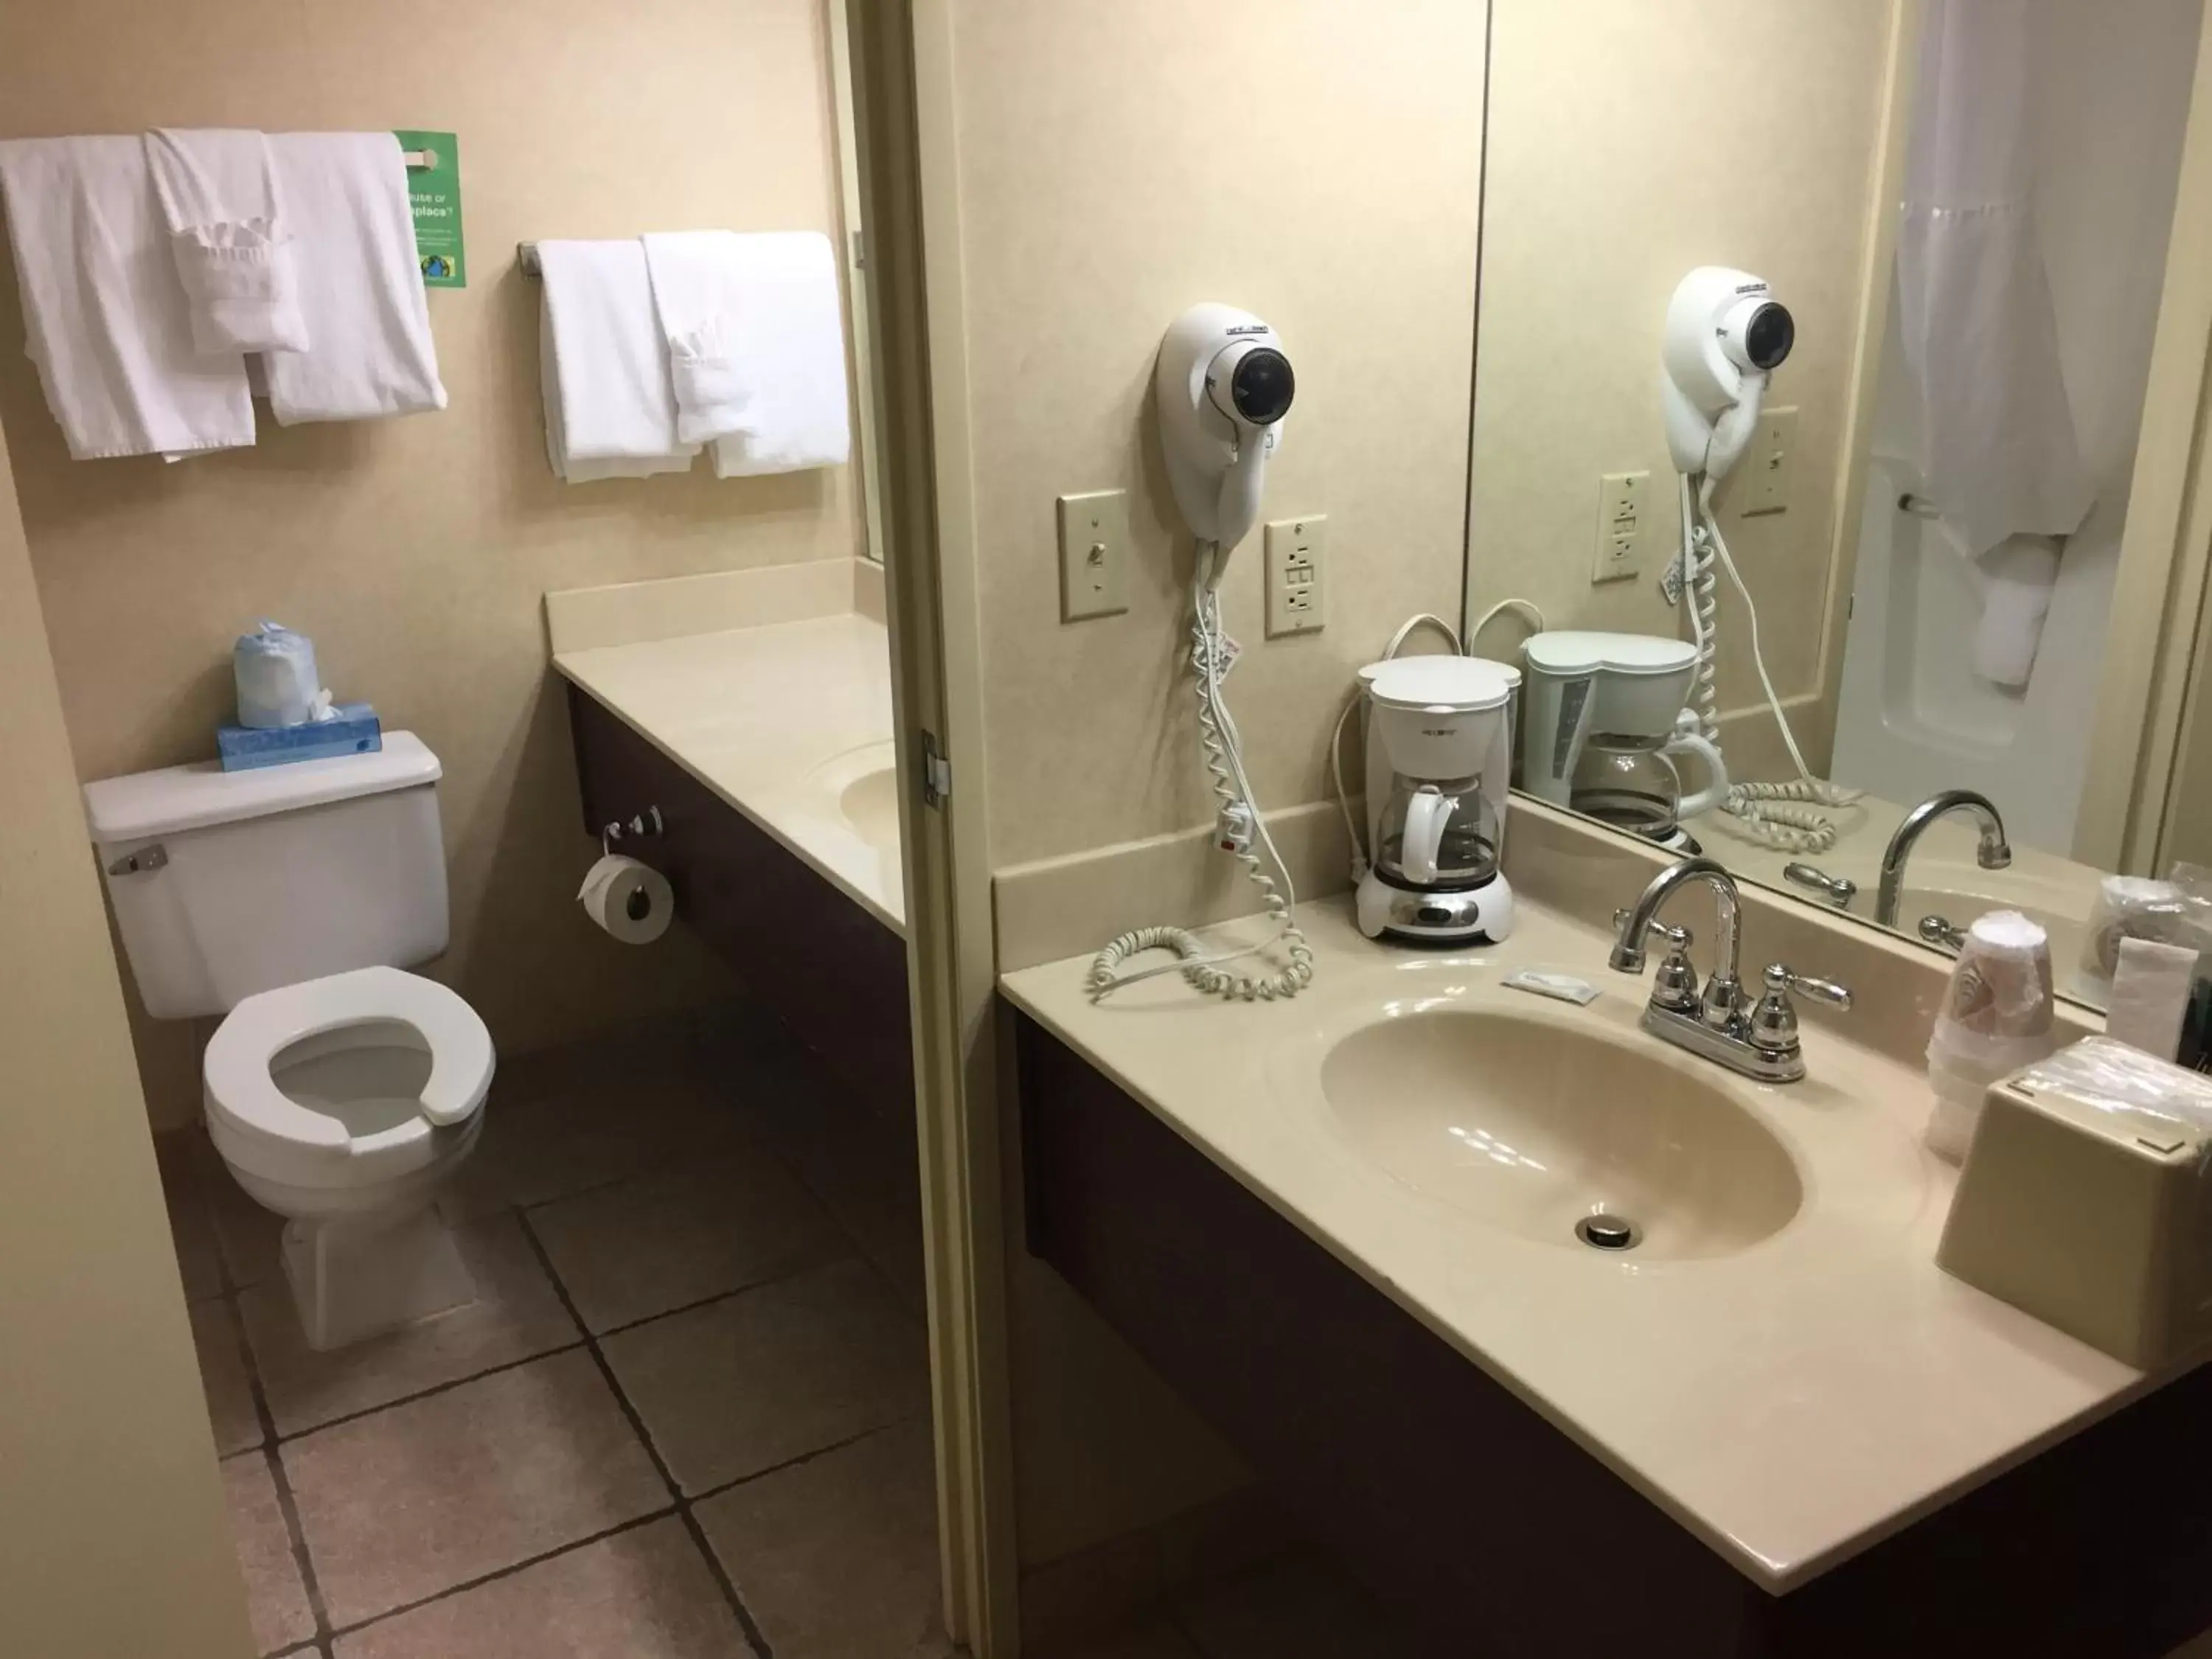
(1014, 1008), (2212, 1659)
(566, 684), (913, 1121)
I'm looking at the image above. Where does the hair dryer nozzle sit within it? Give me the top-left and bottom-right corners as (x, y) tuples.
(1156, 305), (1292, 549)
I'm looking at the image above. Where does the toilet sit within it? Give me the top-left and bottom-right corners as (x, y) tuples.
(86, 734), (495, 1352)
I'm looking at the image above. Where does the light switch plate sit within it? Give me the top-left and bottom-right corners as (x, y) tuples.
(1057, 490), (1130, 621)
(1742, 406), (1798, 516)
(1265, 515), (1326, 637)
(1590, 470), (1649, 584)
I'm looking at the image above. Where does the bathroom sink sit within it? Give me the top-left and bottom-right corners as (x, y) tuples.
(1317, 1004), (1804, 1259)
(804, 740), (901, 856)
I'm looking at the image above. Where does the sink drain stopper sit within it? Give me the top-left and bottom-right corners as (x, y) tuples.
(1575, 1214), (1641, 1251)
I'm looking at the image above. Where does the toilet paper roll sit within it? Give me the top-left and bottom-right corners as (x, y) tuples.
(577, 855), (673, 945)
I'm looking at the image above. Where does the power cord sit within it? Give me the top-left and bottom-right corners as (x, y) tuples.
(1088, 540), (1316, 1003)
(1677, 474), (1859, 853)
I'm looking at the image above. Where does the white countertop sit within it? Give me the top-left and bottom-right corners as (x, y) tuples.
(554, 613), (905, 933)
(1001, 897), (2157, 1591)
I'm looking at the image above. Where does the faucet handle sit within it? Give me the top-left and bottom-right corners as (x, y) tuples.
(1763, 963), (1854, 1009)
(1749, 961), (1853, 1064)
(1783, 862), (1857, 909)
(1613, 911), (1699, 1011)
(1613, 910), (1692, 954)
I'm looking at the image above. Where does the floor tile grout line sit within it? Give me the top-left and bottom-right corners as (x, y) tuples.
(681, 1415), (919, 1509)
(226, 1273), (336, 1649)
(590, 1247), (866, 1342)
(323, 1505), (680, 1639)
(515, 1207), (779, 1659)
(269, 1338), (591, 1447)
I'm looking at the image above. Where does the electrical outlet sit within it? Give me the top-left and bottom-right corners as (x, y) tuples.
(1057, 490), (1130, 621)
(1741, 405), (1798, 515)
(1264, 515), (1326, 638)
(1591, 470), (1649, 584)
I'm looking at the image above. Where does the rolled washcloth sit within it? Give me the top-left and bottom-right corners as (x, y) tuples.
(143, 128), (307, 357)
(1925, 910), (2057, 1162)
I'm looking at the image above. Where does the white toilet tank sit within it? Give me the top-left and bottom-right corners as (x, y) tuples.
(85, 733), (451, 1019)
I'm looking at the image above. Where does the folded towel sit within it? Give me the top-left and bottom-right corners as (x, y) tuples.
(144, 129), (307, 357)
(647, 231), (849, 478)
(0, 136), (255, 460)
(536, 238), (698, 481)
(640, 231), (758, 445)
(260, 133), (445, 424)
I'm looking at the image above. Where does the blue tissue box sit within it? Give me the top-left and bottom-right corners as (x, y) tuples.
(218, 703), (382, 771)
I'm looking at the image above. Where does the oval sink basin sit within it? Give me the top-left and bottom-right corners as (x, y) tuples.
(804, 740), (901, 856)
(1319, 1008), (1804, 1259)
(838, 761), (900, 853)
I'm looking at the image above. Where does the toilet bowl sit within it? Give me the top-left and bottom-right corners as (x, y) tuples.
(204, 965), (494, 1352)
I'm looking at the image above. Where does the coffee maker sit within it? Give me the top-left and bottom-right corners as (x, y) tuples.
(1518, 631), (1725, 852)
(1354, 655), (1520, 944)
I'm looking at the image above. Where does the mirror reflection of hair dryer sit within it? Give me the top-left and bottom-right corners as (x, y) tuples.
(1658, 267), (1857, 855)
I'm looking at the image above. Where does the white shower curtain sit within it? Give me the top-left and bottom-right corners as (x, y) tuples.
(1896, 0), (2094, 688)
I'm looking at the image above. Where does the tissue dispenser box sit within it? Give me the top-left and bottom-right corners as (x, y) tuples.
(1938, 1036), (2212, 1369)
(217, 703), (381, 772)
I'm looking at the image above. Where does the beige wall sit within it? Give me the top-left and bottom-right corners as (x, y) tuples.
(956, 3), (1491, 870)
(939, 0), (1490, 1573)
(1467, 0), (1893, 749)
(0, 0), (860, 1125)
(0, 428), (254, 1657)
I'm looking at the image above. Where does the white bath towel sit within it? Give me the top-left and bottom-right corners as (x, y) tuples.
(1968, 532), (2062, 689)
(649, 231), (849, 479)
(0, 136), (254, 459)
(260, 133), (445, 424)
(535, 238), (698, 482)
(143, 128), (307, 357)
(639, 231), (757, 445)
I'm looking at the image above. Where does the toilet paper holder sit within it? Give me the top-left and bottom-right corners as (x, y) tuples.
(600, 805), (664, 857)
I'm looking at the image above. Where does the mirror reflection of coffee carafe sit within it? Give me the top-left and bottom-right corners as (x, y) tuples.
(1518, 631), (1728, 852)
(1354, 655), (1521, 944)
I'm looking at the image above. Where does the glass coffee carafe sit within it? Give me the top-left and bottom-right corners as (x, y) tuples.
(1568, 727), (1727, 849)
(1374, 773), (1500, 889)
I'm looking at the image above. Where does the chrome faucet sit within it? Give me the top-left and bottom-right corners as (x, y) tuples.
(1611, 855), (1852, 1085)
(1877, 790), (2011, 928)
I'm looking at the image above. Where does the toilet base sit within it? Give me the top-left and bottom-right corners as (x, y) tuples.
(282, 1203), (478, 1352)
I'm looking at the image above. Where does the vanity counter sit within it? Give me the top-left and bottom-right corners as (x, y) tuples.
(1001, 897), (2157, 1596)
(554, 612), (904, 933)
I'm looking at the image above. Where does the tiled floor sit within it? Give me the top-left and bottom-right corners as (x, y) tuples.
(159, 1008), (943, 1659)
(161, 1004), (1402, 1659)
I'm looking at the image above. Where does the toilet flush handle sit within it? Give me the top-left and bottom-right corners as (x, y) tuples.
(107, 843), (169, 877)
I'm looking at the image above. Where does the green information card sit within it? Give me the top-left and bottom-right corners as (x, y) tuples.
(396, 131), (465, 288)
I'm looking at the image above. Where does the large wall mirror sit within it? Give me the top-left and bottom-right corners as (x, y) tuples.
(1465, 0), (2211, 1013)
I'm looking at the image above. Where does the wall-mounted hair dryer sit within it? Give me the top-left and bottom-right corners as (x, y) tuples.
(1155, 304), (1295, 557)
(1660, 267), (1794, 481)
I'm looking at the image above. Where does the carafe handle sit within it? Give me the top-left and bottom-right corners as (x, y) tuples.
(1663, 728), (1730, 818)
(1401, 786), (1451, 884)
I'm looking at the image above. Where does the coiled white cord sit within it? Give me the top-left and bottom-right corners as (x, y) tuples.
(1088, 541), (1315, 1003)
(1677, 475), (1860, 854)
